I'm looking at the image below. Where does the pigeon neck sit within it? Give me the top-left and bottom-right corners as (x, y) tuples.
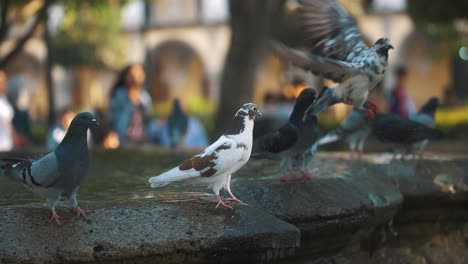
(223, 111), (249, 136)
(289, 100), (310, 125)
(60, 127), (88, 147)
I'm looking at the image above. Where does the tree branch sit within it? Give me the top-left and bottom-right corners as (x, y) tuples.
(0, 0), (48, 68)
(0, 0), (11, 45)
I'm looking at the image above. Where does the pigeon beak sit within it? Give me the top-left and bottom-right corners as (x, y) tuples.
(389, 45), (394, 49)
(92, 119), (99, 126)
(256, 111), (262, 118)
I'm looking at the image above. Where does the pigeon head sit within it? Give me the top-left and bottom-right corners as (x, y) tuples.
(224, 103), (261, 135)
(240, 103), (262, 120)
(419, 97), (441, 117)
(290, 88), (317, 124)
(68, 112), (99, 133)
(374, 37), (393, 57)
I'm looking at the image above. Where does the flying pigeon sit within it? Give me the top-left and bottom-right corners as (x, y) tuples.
(0, 112), (98, 224)
(167, 98), (189, 149)
(409, 97), (441, 157)
(149, 103), (262, 209)
(269, 0), (393, 120)
(315, 107), (372, 159)
(252, 88), (320, 182)
(372, 113), (443, 159)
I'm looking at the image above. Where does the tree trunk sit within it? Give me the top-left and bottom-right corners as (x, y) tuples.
(43, 0), (55, 127)
(215, 0), (285, 133)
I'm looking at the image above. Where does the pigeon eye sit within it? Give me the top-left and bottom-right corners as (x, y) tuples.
(252, 107), (257, 111)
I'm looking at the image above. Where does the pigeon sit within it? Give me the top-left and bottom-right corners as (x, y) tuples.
(315, 107), (372, 159)
(0, 112), (98, 224)
(409, 97), (441, 157)
(269, 0), (393, 120)
(149, 103), (262, 209)
(372, 113), (443, 159)
(167, 98), (189, 149)
(252, 88), (320, 182)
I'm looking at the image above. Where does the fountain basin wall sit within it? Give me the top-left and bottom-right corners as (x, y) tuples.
(0, 149), (467, 263)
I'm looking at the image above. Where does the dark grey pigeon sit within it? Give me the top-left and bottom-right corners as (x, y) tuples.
(167, 98), (189, 149)
(315, 108), (371, 159)
(149, 103), (261, 209)
(0, 112), (98, 224)
(372, 113), (443, 159)
(408, 97), (441, 157)
(252, 88), (321, 182)
(269, 0), (393, 120)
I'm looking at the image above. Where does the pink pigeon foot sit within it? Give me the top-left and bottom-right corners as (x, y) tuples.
(215, 195), (233, 209)
(48, 212), (65, 225)
(281, 175), (294, 183)
(226, 196), (247, 206)
(75, 207), (92, 221)
(300, 171), (313, 180)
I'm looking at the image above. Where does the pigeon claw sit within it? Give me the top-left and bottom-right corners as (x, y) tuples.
(281, 175), (294, 183)
(48, 212), (65, 225)
(301, 171), (313, 180)
(226, 197), (247, 206)
(75, 207), (92, 222)
(215, 195), (233, 209)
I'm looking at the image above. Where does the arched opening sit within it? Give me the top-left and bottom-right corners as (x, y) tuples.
(147, 40), (206, 103)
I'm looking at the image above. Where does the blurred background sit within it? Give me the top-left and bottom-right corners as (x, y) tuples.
(0, 0), (466, 152)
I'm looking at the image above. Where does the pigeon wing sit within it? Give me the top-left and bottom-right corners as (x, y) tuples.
(299, 0), (368, 62)
(270, 41), (362, 82)
(1, 152), (60, 188)
(149, 137), (242, 187)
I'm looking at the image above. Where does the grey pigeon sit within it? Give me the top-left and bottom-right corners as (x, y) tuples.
(409, 97), (441, 157)
(270, 0), (393, 120)
(0, 112), (98, 224)
(316, 108), (371, 159)
(149, 103), (261, 209)
(252, 88), (320, 182)
(372, 113), (443, 159)
(167, 98), (188, 149)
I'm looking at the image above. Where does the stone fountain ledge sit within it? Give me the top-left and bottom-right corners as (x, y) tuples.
(1, 152), (468, 264)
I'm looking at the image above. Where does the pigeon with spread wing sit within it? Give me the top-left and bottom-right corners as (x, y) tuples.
(270, 0), (393, 120)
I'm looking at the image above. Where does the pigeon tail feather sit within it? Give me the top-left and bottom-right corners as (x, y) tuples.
(148, 167), (195, 188)
(317, 132), (341, 146)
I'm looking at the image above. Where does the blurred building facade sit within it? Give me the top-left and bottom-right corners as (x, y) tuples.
(1, 0), (465, 121)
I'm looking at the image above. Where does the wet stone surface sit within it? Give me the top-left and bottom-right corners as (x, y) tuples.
(0, 150), (467, 263)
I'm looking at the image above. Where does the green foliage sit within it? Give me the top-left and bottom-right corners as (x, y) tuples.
(407, 0), (468, 57)
(52, 1), (127, 69)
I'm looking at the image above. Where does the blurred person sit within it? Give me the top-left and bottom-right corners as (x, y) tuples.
(0, 70), (15, 151)
(109, 64), (152, 146)
(47, 108), (75, 149)
(388, 64), (415, 117)
(149, 99), (208, 150)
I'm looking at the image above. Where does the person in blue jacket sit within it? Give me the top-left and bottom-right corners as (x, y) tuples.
(109, 64), (152, 146)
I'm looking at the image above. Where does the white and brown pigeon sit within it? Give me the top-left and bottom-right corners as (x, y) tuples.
(252, 88), (321, 182)
(0, 112), (98, 224)
(270, 0), (393, 120)
(149, 103), (262, 209)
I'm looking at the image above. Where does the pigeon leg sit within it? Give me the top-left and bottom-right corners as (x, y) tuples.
(363, 100), (377, 120)
(300, 171), (313, 180)
(224, 175), (247, 205)
(47, 197), (65, 225)
(215, 195), (233, 209)
(68, 192), (92, 221)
